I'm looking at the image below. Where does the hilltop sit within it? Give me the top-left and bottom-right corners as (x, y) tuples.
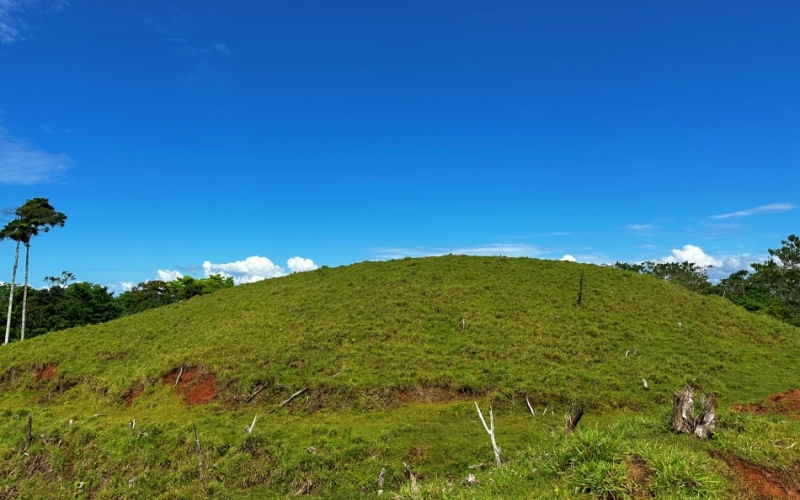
(0, 256), (798, 498)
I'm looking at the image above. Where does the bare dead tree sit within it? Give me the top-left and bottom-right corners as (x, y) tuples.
(474, 402), (501, 467)
(193, 424), (206, 495)
(577, 271), (585, 305)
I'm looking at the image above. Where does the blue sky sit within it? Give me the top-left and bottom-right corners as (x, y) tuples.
(1, 1), (798, 291)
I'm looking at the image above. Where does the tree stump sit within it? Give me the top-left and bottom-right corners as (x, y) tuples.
(671, 385), (716, 439)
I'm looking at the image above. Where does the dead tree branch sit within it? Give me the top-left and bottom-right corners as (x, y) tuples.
(474, 402), (502, 467)
(246, 383), (268, 403)
(174, 365), (185, 388)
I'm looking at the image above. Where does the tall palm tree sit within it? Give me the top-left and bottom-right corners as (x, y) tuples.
(1, 218), (26, 345)
(15, 199), (66, 341)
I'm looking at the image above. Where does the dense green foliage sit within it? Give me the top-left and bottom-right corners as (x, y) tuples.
(0, 274), (234, 341)
(613, 234), (800, 327)
(0, 256), (797, 497)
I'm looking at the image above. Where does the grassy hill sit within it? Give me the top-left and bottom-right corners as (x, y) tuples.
(0, 256), (798, 498)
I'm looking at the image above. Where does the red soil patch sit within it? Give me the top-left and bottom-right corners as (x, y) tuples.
(730, 458), (800, 499)
(34, 364), (57, 382)
(735, 389), (800, 418)
(123, 386), (143, 407)
(163, 366), (216, 406)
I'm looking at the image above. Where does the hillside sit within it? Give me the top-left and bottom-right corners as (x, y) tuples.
(1, 256), (798, 498)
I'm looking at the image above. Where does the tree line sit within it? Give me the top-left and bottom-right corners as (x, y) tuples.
(613, 234), (800, 327)
(0, 272), (234, 341)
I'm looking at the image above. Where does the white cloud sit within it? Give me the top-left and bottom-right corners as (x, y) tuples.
(560, 254), (577, 262)
(0, 127), (71, 184)
(627, 224), (654, 231)
(710, 203), (795, 220)
(157, 269), (183, 282)
(200, 255), (317, 284)
(664, 245), (721, 268)
(287, 256), (318, 273)
(662, 244), (751, 281)
(105, 281), (135, 295)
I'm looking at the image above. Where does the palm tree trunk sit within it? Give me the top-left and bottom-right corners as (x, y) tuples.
(20, 243), (30, 341)
(4, 240), (20, 345)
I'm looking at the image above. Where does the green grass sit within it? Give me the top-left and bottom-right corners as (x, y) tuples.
(0, 256), (798, 497)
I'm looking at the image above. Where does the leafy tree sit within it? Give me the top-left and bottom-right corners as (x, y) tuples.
(750, 234), (800, 326)
(613, 260), (713, 295)
(116, 274), (234, 316)
(711, 269), (770, 313)
(25, 281), (119, 337)
(14, 198), (67, 341)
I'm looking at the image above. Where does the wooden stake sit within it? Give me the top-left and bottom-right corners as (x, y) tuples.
(525, 396), (535, 416)
(577, 271), (585, 306)
(24, 413), (32, 452)
(565, 404), (584, 433)
(474, 402), (501, 467)
(193, 423), (206, 495)
(403, 462), (419, 495)
(377, 466), (386, 490)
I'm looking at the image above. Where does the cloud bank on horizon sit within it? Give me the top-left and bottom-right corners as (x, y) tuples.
(147, 255), (319, 289)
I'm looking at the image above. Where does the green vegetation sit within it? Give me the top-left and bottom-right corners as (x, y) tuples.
(0, 255), (798, 497)
(0, 274), (235, 341)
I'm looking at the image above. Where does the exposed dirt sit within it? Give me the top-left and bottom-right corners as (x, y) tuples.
(729, 457), (800, 499)
(735, 389), (800, 418)
(396, 386), (476, 404)
(163, 366), (216, 405)
(627, 457), (653, 498)
(34, 364), (57, 382)
(123, 386), (143, 407)
(0, 484), (18, 499)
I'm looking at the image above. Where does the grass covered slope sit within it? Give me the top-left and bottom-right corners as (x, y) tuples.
(2, 255), (797, 410)
(0, 256), (799, 498)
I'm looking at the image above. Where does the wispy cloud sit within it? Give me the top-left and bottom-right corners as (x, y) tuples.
(0, 127), (71, 184)
(0, 0), (25, 44)
(371, 243), (546, 261)
(0, 0), (68, 44)
(709, 203), (795, 220)
(627, 224), (654, 232)
(140, 9), (231, 79)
